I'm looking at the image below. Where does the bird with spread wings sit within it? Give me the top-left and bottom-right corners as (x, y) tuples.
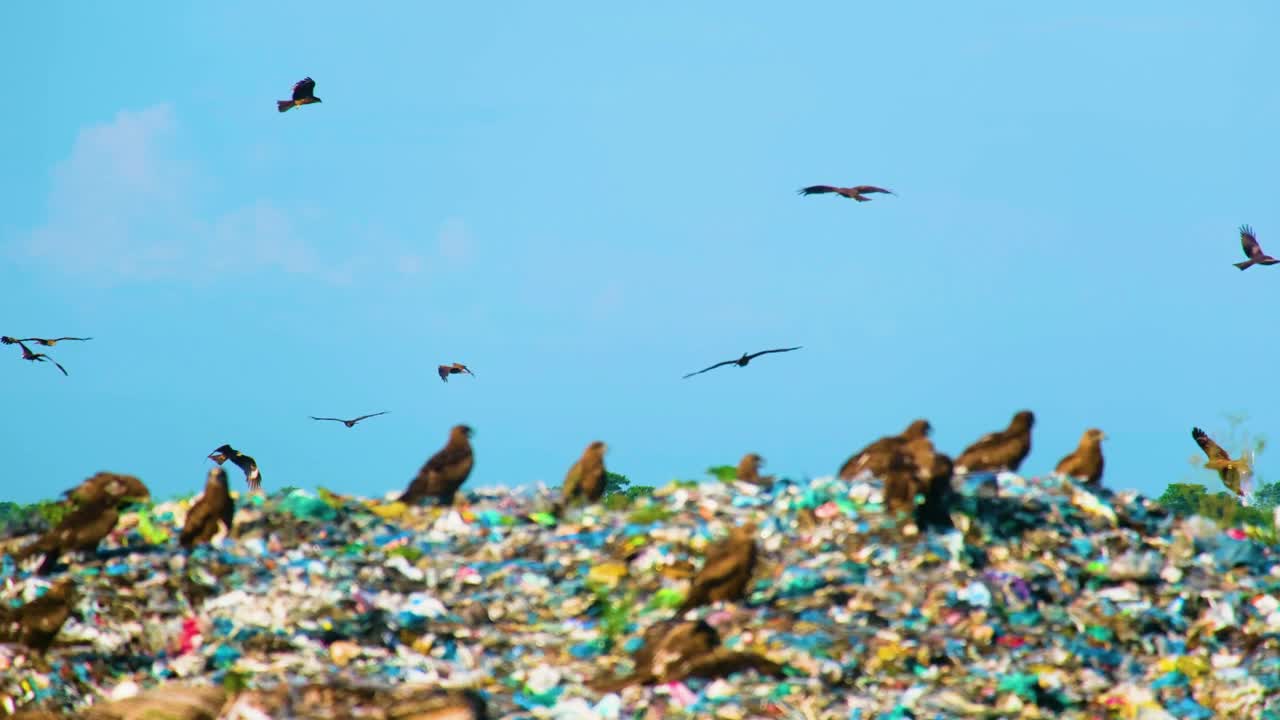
(682, 347), (801, 379)
(310, 411), (390, 428)
(797, 184), (895, 202)
(1234, 225), (1279, 271)
(7, 339), (68, 376)
(438, 363), (475, 382)
(1, 336), (91, 347)
(277, 77), (322, 113)
(1191, 427), (1253, 499)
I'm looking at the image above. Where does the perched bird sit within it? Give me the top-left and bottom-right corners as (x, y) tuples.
(682, 347), (802, 379)
(904, 436), (956, 531)
(277, 77), (322, 112)
(677, 522), (759, 614)
(1055, 428), (1107, 486)
(180, 467), (235, 549)
(562, 441), (608, 505)
(955, 410), (1036, 474)
(1192, 427), (1252, 497)
(438, 363), (475, 382)
(880, 449), (920, 516)
(207, 445), (263, 492)
(0, 578), (77, 653)
(9, 339), (67, 376)
(61, 472), (152, 508)
(798, 184), (896, 202)
(1, 336), (91, 347)
(1233, 225), (1279, 271)
(592, 619), (784, 691)
(736, 453), (775, 489)
(309, 411), (390, 428)
(400, 425), (475, 506)
(838, 419), (932, 479)
(16, 473), (150, 574)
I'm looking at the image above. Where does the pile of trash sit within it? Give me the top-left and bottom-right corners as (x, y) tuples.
(2, 470), (1279, 719)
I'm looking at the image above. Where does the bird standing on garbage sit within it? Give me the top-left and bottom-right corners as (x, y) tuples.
(61, 472), (152, 508)
(181, 467), (235, 548)
(208, 445), (263, 492)
(954, 410), (1035, 474)
(736, 453), (774, 489)
(0, 577), (77, 654)
(839, 419), (932, 479)
(1191, 427), (1252, 498)
(562, 440), (608, 505)
(904, 436), (956, 531)
(15, 473), (151, 574)
(400, 424), (475, 506)
(677, 521), (759, 614)
(592, 619), (784, 691)
(1055, 428), (1107, 486)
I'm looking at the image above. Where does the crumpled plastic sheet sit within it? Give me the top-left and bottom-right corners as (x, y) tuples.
(0, 476), (1277, 719)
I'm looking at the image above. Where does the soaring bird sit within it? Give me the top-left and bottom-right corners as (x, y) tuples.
(277, 77), (322, 112)
(16, 474), (150, 574)
(8, 339), (67, 376)
(309, 411), (390, 428)
(562, 441), (608, 505)
(438, 363), (475, 382)
(677, 522), (759, 614)
(736, 453), (775, 489)
(682, 347), (802, 379)
(954, 410), (1036, 474)
(207, 445), (263, 492)
(1191, 427), (1252, 497)
(1055, 428), (1107, 486)
(1233, 225), (1279, 271)
(0, 578), (77, 654)
(1, 336), (91, 347)
(839, 419), (933, 479)
(400, 424), (475, 506)
(798, 184), (896, 202)
(592, 619), (784, 691)
(180, 467), (235, 549)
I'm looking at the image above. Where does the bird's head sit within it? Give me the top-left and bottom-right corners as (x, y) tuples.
(1083, 428), (1107, 445)
(905, 419), (933, 438)
(207, 466), (229, 488)
(1011, 410), (1036, 429)
(452, 424), (475, 440)
(588, 440), (608, 455)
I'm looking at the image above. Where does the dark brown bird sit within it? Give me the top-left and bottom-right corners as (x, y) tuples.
(880, 448), (920, 516)
(277, 77), (321, 112)
(798, 184), (896, 202)
(1192, 427), (1252, 497)
(16, 474), (150, 574)
(904, 436), (956, 531)
(954, 410), (1036, 474)
(309, 411), (390, 428)
(736, 453), (775, 489)
(1234, 225), (1279, 271)
(562, 441), (608, 505)
(838, 419), (933, 480)
(1, 336), (91, 347)
(61, 472), (152, 508)
(677, 521), (759, 614)
(400, 424), (475, 506)
(1055, 428), (1107, 486)
(0, 578), (77, 653)
(207, 445), (262, 492)
(592, 619), (784, 691)
(438, 362), (475, 382)
(8, 339), (67, 376)
(180, 467), (235, 549)
(682, 346), (802, 379)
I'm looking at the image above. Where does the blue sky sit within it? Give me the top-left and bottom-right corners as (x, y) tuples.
(3, 3), (1278, 504)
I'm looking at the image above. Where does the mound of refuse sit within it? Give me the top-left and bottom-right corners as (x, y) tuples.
(2, 471), (1279, 719)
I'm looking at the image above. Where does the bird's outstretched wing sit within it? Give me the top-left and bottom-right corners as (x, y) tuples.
(743, 346), (802, 362)
(351, 411), (390, 423)
(0, 337), (15, 345)
(797, 185), (840, 196)
(292, 77), (316, 101)
(1240, 225), (1265, 260)
(48, 359), (68, 376)
(438, 365), (451, 382)
(852, 186), (895, 195)
(310, 416), (344, 423)
(683, 359), (737, 379)
(1192, 427), (1230, 462)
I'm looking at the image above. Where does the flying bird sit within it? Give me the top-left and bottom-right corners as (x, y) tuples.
(208, 445), (263, 492)
(839, 419), (932, 480)
(0, 578), (77, 654)
(682, 347), (802, 379)
(798, 184), (896, 202)
(1, 336), (91, 347)
(8, 339), (67, 376)
(399, 424), (475, 506)
(954, 410), (1036, 474)
(1055, 428), (1107, 486)
(309, 411), (390, 428)
(1191, 427), (1252, 498)
(180, 467), (235, 549)
(1233, 225), (1279, 271)
(677, 521), (759, 614)
(592, 619), (784, 692)
(277, 77), (322, 112)
(562, 441), (608, 505)
(438, 363), (475, 382)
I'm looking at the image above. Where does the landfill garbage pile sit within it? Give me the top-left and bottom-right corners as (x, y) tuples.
(1, 471), (1279, 720)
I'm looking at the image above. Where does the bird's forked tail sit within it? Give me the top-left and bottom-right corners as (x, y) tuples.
(1234, 260), (1254, 271)
(276, 100), (294, 113)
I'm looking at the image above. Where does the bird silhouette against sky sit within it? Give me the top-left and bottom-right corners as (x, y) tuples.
(1, 336), (91, 347)
(309, 411), (390, 428)
(8, 339), (67, 376)
(438, 363), (475, 382)
(277, 77), (321, 113)
(1234, 225), (1278, 271)
(797, 184), (895, 202)
(682, 347), (801, 379)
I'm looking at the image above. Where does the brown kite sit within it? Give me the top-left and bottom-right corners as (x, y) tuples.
(310, 411), (390, 428)
(954, 410), (1035, 474)
(682, 346), (801, 379)
(438, 363), (475, 382)
(1192, 427), (1252, 497)
(277, 77), (322, 112)
(1055, 428), (1106, 486)
(798, 184), (896, 202)
(400, 424), (475, 506)
(1234, 225), (1279, 271)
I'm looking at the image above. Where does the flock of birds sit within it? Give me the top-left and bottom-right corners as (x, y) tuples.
(2, 76), (1268, 701)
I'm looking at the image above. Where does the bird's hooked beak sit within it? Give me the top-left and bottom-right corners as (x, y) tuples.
(208, 452), (228, 464)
